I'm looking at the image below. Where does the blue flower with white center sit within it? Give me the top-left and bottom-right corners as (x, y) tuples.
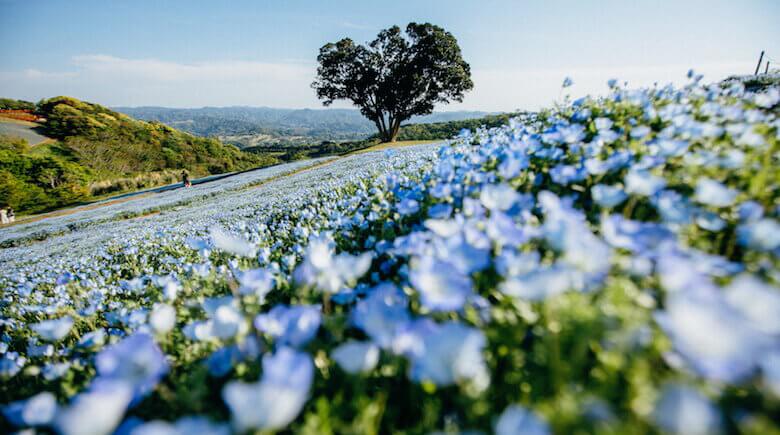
(592, 184), (628, 208)
(331, 340), (380, 374)
(407, 322), (489, 391)
(254, 305), (321, 348)
(625, 169), (666, 196)
(409, 256), (474, 312)
(655, 289), (770, 383)
(479, 183), (521, 211)
(694, 178), (739, 207)
(31, 316), (73, 341)
(95, 332), (169, 402)
(235, 267), (274, 299)
(738, 218), (780, 252)
(351, 284), (411, 348)
(2, 391), (57, 428)
(222, 347), (313, 432)
(55, 381), (133, 435)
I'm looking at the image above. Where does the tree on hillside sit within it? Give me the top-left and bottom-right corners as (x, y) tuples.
(312, 22), (473, 143)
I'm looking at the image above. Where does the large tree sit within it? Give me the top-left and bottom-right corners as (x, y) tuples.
(312, 23), (473, 143)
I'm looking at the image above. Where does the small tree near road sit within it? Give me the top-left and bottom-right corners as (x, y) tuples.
(312, 22), (473, 143)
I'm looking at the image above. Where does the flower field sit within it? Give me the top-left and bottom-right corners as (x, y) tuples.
(1, 74), (779, 434)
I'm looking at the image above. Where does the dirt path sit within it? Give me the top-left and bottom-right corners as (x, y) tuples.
(0, 118), (51, 146)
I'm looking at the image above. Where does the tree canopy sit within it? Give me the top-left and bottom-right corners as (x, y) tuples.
(312, 22), (473, 142)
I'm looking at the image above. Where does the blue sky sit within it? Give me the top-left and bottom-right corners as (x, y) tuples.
(1, 0), (778, 111)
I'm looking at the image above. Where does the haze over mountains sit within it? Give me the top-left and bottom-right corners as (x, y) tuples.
(114, 106), (491, 147)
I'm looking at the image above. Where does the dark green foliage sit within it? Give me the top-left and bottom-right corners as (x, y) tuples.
(0, 135), (90, 212)
(0, 98), (35, 111)
(313, 23), (473, 142)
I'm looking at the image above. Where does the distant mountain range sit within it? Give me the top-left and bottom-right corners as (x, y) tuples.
(113, 106), (492, 147)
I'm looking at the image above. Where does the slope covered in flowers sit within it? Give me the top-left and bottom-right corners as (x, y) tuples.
(1, 74), (779, 434)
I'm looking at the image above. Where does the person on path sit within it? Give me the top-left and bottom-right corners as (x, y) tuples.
(7, 208), (14, 223)
(0, 208), (8, 225)
(182, 171), (192, 188)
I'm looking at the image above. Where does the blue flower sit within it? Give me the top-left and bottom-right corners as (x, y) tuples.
(694, 178), (738, 207)
(495, 404), (550, 435)
(331, 340), (380, 374)
(407, 322), (489, 390)
(562, 77), (574, 88)
(31, 316), (73, 341)
(254, 305), (321, 348)
(2, 391), (57, 428)
(95, 332), (169, 401)
(351, 284), (411, 348)
(592, 184), (628, 208)
(655, 290), (770, 383)
(409, 256), (474, 312)
(222, 347), (313, 432)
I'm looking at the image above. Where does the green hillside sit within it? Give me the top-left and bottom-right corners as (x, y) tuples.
(0, 97), (276, 214)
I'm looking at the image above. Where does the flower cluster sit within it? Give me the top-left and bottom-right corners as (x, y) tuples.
(1, 73), (779, 434)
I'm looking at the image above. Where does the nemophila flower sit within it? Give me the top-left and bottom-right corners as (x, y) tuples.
(479, 183), (521, 212)
(409, 256), (474, 312)
(2, 391), (57, 428)
(738, 218), (780, 252)
(652, 384), (722, 435)
(695, 211), (726, 232)
(55, 380), (133, 435)
(694, 178), (739, 207)
(655, 289), (770, 383)
(550, 164), (587, 185)
(397, 198), (420, 215)
(235, 267), (274, 299)
(738, 201), (764, 222)
(592, 184), (628, 208)
(222, 347), (313, 432)
(294, 234), (372, 293)
(0, 354), (25, 378)
(407, 322), (489, 391)
(31, 316), (74, 341)
(209, 226), (257, 257)
(653, 190), (695, 225)
(562, 77), (574, 88)
(500, 264), (573, 301)
(601, 215), (674, 253)
(254, 305), (321, 348)
(331, 340), (380, 374)
(149, 303), (176, 335)
(625, 169), (666, 196)
(724, 275), (780, 335)
(433, 233), (490, 274)
(351, 284), (411, 348)
(495, 404), (550, 435)
(95, 332), (169, 401)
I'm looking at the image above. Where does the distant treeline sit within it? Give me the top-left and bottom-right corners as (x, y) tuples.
(244, 112), (522, 162)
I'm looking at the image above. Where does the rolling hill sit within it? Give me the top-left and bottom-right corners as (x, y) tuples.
(0, 97), (275, 214)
